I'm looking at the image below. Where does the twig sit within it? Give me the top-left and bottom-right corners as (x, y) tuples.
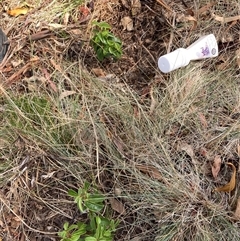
(156, 0), (173, 12)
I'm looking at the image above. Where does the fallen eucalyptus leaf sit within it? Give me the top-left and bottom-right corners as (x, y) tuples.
(109, 198), (126, 214)
(7, 7), (29, 17)
(215, 162), (236, 192)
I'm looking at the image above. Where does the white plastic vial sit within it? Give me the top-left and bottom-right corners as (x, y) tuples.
(158, 34), (218, 73)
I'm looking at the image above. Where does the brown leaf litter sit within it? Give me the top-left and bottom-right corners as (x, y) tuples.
(214, 162), (236, 192)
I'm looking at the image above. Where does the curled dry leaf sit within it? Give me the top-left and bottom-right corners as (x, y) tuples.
(136, 164), (162, 181)
(7, 7), (29, 17)
(79, 6), (91, 22)
(121, 16), (134, 31)
(131, 0), (141, 16)
(233, 197), (240, 220)
(79, 6), (90, 16)
(211, 155), (221, 179)
(109, 198), (126, 214)
(215, 162), (236, 192)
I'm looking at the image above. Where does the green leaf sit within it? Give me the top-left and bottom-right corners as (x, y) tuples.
(101, 30), (110, 37)
(103, 230), (112, 237)
(108, 47), (115, 55)
(112, 36), (122, 44)
(58, 230), (67, 239)
(68, 189), (78, 197)
(63, 222), (69, 230)
(95, 216), (101, 225)
(114, 43), (122, 52)
(92, 21), (110, 29)
(85, 201), (104, 212)
(106, 40), (115, 46)
(92, 21), (111, 30)
(84, 181), (90, 190)
(77, 198), (85, 212)
(68, 224), (79, 232)
(88, 193), (105, 203)
(89, 214), (96, 231)
(85, 237), (97, 241)
(95, 33), (104, 43)
(96, 48), (104, 61)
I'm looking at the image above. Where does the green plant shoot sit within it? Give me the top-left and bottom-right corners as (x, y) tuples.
(59, 182), (118, 241)
(91, 21), (122, 61)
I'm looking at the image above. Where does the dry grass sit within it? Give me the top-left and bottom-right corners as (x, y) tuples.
(0, 0), (240, 241)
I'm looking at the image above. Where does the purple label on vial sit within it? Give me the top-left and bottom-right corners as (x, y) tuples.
(201, 44), (210, 56)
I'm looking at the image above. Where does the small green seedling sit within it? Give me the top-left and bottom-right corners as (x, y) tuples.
(68, 182), (105, 213)
(91, 21), (122, 61)
(59, 182), (119, 241)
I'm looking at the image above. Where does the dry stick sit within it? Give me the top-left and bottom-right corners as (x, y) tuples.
(2, 62), (36, 88)
(156, 0), (173, 12)
(29, 30), (53, 41)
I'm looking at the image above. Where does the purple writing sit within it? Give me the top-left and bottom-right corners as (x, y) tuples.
(201, 44), (210, 56)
